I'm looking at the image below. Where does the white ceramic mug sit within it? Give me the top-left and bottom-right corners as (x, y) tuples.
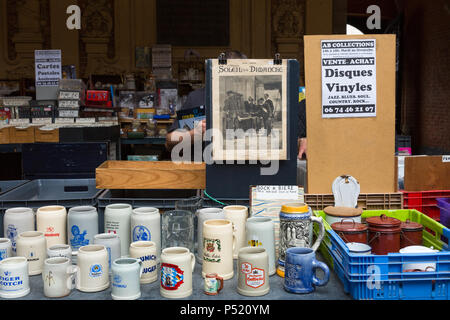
(104, 204), (132, 257)
(131, 207), (161, 257)
(160, 247), (195, 299)
(47, 244), (73, 260)
(0, 238), (12, 261)
(0, 256), (30, 298)
(111, 257), (144, 300)
(76, 245), (109, 292)
(129, 241), (158, 284)
(237, 247), (270, 297)
(67, 206), (99, 251)
(93, 233), (121, 274)
(196, 208), (226, 264)
(16, 231), (47, 275)
(4, 207), (35, 255)
(246, 217), (276, 276)
(202, 219), (235, 280)
(223, 205), (248, 259)
(36, 205), (67, 248)
(42, 257), (79, 298)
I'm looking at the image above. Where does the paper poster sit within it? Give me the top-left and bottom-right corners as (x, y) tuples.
(321, 39), (376, 118)
(35, 50), (61, 87)
(211, 59), (287, 161)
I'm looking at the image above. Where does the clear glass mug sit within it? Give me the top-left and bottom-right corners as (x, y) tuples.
(162, 210), (195, 253)
(174, 197), (203, 250)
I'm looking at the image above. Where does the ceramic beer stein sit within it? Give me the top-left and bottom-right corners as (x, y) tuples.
(93, 233), (121, 273)
(104, 204), (132, 257)
(196, 208), (226, 264)
(284, 247), (330, 294)
(0, 238), (12, 261)
(42, 257), (78, 298)
(47, 244), (73, 260)
(277, 203), (325, 277)
(67, 206), (98, 252)
(16, 231), (47, 275)
(131, 207), (161, 257)
(0, 256), (30, 298)
(160, 247), (195, 299)
(129, 241), (158, 284)
(223, 205), (248, 259)
(204, 273), (224, 296)
(4, 207), (35, 255)
(36, 205), (67, 248)
(202, 219), (235, 280)
(76, 244), (109, 292)
(246, 217), (276, 276)
(237, 247), (270, 297)
(111, 257), (144, 300)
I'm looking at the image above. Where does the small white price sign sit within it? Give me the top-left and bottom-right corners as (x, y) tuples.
(254, 185), (299, 200)
(58, 100), (79, 108)
(75, 118), (96, 124)
(59, 91), (80, 100)
(55, 118), (74, 124)
(10, 119), (30, 125)
(32, 118), (52, 124)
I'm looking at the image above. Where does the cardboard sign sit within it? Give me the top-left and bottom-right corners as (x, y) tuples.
(35, 50), (61, 87)
(321, 39), (376, 118)
(254, 185), (299, 200)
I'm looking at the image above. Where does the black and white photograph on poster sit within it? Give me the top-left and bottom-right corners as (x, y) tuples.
(321, 39), (376, 118)
(211, 59), (287, 161)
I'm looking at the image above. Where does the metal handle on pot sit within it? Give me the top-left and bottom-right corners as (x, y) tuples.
(368, 232), (381, 244)
(310, 216), (325, 252)
(340, 219), (356, 227)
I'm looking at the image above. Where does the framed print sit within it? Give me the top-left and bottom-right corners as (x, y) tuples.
(211, 59), (288, 161)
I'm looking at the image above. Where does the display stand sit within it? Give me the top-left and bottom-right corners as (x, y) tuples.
(204, 57), (300, 199)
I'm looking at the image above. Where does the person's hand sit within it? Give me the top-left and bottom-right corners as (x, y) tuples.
(298, 138), (307, 160)
(201, 119), (206, 134)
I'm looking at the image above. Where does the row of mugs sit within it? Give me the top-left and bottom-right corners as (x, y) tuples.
(2, 205), (161, 259)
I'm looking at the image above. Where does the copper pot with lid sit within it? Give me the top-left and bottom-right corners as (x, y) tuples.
(400, 220), (423, 248)
(331, 219), (368, 244)
(366, 214), (402, 255)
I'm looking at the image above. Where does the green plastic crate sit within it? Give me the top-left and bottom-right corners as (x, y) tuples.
(313, 209), (450, 271)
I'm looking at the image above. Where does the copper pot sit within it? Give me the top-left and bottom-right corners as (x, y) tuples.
(400, 220), (423, 248)
(366, 214), (401, 255)
(331, 219), (368, 244)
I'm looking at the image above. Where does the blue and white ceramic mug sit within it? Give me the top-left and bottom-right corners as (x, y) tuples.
(111, 257), (143, 300)
(284, 247), (330, 294)
(0, 256), (30, 298)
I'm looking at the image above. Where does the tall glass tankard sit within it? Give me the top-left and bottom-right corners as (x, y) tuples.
(277, 202), (325, 278)
(162, 210), (195, 253)
(174, 197), (203, 249)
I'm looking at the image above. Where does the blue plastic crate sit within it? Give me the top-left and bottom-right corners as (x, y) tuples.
(326, 210), (450, 300)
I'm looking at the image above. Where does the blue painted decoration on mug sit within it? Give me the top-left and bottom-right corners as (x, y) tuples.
(89, 264), (103, 278)
(132, 225), (151, 242)
(6, 225), (17, 253)
(284, 247), (330, 294)
(70, 225), (90, 249)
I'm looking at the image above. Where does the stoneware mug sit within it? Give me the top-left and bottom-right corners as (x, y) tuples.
(93, 233), (121, 274)
(196, 208), (226, 264)
(223, 205), (248, 259)
(0, 256), (30, 298)
(129, 241), (158, 284)
(0, 238), (12, 261)
(204, 273), (224, 296)
(246, 217), (276, 276)
(131, 207), (161, 257)
(202, 219), (235, 280)
(4, 207), (35, 255)
(111, 257), (144, 300)
(42, 257), (79, 298)
(160, 247), (195, 299)
(76, 244), (109, 292)
(278, 202), (325, 277)
(284, 247), (330, 294)
(104, 204), (132, 257)
(67, 206), (99, 252)
(16, 231), (47, 275)
(36, 205), (67, 248)
(47, 244), (73, 260)
(237, 247), (270, 297)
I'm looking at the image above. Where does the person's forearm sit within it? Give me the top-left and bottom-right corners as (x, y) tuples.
(165, 129), (195, 151)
